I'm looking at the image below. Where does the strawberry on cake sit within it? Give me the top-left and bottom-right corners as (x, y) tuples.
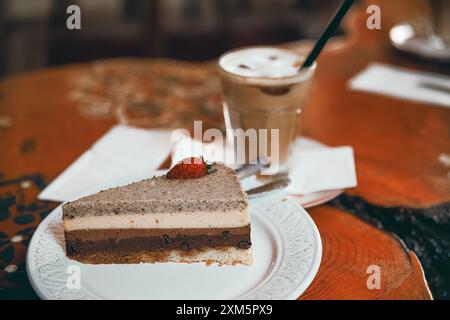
(62, 158), (252, 266)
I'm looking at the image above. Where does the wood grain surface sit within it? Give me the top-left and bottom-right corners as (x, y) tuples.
(302, 206), (431, 300)
(1, 0), (447, 299)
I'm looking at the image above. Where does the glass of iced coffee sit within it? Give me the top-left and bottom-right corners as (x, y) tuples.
(218, 47), (316, 171)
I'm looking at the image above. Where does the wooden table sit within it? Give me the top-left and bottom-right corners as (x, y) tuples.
(0, 2), (447, 299)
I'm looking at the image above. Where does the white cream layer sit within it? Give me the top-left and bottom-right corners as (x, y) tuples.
(63, 210), (250, 231)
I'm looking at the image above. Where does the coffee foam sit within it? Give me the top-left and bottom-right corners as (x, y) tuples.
(219, 47), (302, 78)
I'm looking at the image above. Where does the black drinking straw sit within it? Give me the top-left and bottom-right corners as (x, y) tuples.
(301, 0), (356, 69)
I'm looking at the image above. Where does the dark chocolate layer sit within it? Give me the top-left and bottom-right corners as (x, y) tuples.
(65, 226), (251, 257)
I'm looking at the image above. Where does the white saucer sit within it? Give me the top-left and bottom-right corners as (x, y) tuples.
(26, 193), (321, 300)
(390, 22), (450, 61)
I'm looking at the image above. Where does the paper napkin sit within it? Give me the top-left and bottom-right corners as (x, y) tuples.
(286, 142), (357, 194)
(38, 125), (174, 202)
(349, 63), (450, 108)
(171, 136), (357, 195)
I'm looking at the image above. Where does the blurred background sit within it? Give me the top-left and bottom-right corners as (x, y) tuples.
(0, 0), (350, 78)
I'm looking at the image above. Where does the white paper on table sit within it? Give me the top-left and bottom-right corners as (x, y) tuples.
(286, 145), (357, 194)
(349, 63), (450, 108)
(38, 125), (175, 202)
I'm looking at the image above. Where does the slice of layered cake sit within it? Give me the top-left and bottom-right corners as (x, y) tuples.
(63, 158), (252, 265)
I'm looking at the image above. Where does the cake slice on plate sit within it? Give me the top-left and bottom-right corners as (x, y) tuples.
(62, 158), (252, 265)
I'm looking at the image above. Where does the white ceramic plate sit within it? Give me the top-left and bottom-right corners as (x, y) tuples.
(27, 194), (321, 300)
